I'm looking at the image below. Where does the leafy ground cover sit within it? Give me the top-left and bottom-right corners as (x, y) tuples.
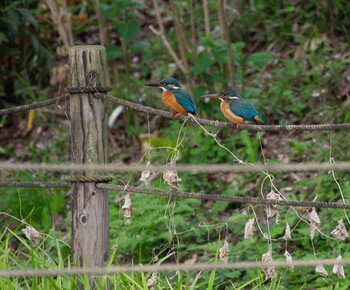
(1, 0), (350, 288)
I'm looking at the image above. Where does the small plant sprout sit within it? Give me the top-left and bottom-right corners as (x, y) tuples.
(284, 222), (291, 240)
(333, 255), (345, 278)
(219, 240), (230, 264)
(284, 251), (294, 272)
(147, 272), (158, 289)
(22, 225), (43, 246)
(315, 264), (329, 277)
(309, 208), (321, 240)
(244, 218), (255, 242)
(266, 190), (281, 223)
(331, 219), (348, 241)
(262, 250), (276, 280)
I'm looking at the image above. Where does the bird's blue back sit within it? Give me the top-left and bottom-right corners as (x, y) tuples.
(168, 87), (197, 115)
(229, 98), (263, 123)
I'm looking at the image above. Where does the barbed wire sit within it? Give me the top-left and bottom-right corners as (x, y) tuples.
(1, 90), (350, 132)
(1, 181), (349, 209)
(1, 162), (350, 173)
(0, 258), (348, 278)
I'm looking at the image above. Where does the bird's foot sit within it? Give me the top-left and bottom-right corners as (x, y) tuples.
(231, 123), (241, 128)
(173, 112), (181, 118)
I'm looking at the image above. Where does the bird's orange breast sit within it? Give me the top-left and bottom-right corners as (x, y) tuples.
(220, 101), (244, 124)
(162, 91), (188, 115)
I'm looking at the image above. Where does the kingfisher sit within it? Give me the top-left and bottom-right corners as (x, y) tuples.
(145, 77), (197, 117)
(201, 87), (264, 126)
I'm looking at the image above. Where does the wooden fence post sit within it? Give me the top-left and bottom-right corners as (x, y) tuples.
(69, 45), (109, 288)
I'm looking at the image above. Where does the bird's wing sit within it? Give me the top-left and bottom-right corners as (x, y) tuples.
(230, 99), (264, 123)
(173, 89), (197, 115)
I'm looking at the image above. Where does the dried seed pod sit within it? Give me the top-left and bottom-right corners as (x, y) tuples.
(284, 251), (294, 272)
(284, 222), (291, 240)
(266, 191), (281, 223)
(309, 208), (321, 240)
(244, 218), (255, 242)
(315, 264), (328, 277)
(333, 255), (345, 278)
(22, 225), (43, 246)
(147, 272), (158, 288)
(331, 219), (348, 241)
(219, 240), (230, 264)
(262, 251), (275, 280)
(163, 170), (181, 189)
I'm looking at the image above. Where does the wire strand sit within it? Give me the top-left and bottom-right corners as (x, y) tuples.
(0, 95), (70, 115)
(1, 162), (350, 173)
(1, 91), (350, 132)
(1, 181), (349, 209)
(0, 258), (348, 278)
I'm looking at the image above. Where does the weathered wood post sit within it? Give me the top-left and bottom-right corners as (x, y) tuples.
(69, 45), (109, 287)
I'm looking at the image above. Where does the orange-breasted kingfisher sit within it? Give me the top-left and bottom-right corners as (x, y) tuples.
(145, 77), (197, 117)
(201, 87), (264, 126)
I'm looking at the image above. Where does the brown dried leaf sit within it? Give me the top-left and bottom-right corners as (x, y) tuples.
(309, 208), (321, 240)
(331, 219), (348, 241)
(284, 251), (294, 272)
(244, 218), (255, 242)
(315, 264), (328, 277)
(163, 170), (181, 188)
(122, 194), (134, 224)
(266, 191), (281, 223)
(219, 240), (230, 264)
(284, 222), (291, 240)
(262, 251), (276, 280)
(333, 255), (345, 278)
(22, 225), (43, 246)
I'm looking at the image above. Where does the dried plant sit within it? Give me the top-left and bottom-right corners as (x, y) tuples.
(284, 251), (294, 272)
(219, 240), (230, 264)
(284, 222), (291, 240)
(244, 218), (255, 242)
(333, 255), (345, 278)
(45, 0), (73, 51)
(331, 219), (348, 241)
(262, 250), (276, 280)
(315, 264), (329, 277)
(22, 225), (43, 246)
(309, 208), (321, 240)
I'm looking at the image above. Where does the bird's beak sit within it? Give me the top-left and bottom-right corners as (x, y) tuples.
(145, 82), (162, 87)
(201, 93), (221, 99)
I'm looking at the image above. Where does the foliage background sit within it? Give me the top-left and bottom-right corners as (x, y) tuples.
(1, 0), (350, 288)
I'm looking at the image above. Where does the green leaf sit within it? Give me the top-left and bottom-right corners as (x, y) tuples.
(117, 21), (140, 42)
(106, 45), (122, 61)
(246, 52), (273, 68)
(17, 8), (38, 29)
(192, 53), (215, 75)
(0, 32), (8, 43)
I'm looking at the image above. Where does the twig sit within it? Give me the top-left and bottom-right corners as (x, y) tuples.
(203, 0), (211, 36)
(217, 0), (234, 85)
(150, 0), (186, 73)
